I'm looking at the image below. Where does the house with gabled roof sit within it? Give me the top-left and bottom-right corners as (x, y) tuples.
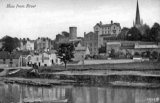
(94, 20), (121, 48)
(73, 43), (90, 61)
(0, 51), (21, 67)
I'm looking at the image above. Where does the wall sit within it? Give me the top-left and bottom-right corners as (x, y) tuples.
(84, 32), (98, 55)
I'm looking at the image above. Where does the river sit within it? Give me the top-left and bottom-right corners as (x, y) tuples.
(0, 82), (160, 103)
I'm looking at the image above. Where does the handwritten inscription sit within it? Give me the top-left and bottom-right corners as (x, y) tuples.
(6, 4), (36, 8)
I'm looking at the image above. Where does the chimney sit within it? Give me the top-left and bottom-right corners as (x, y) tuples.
(99, 21), (102, 25)
(111, 20), (113, 24)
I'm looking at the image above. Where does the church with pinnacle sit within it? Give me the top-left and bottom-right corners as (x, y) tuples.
(133, 0), (143, 28)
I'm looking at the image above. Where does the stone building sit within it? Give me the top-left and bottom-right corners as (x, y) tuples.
(20, 39), (34, 51)
(69, 27), (77, 40)
(36, 37), (52, 52)
(94, 21), (121, 48)
(84, 32), (98, 55)
(83, 21), (121, 55)
(74, 43), (90, 61)
(0, 40), (2, 49)
(28, 51), (61, 66)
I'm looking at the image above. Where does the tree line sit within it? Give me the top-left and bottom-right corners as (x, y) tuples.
(118, 22), (160, 43)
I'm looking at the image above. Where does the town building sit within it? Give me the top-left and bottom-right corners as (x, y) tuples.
(0, 40), (3, 50)
(27, 51), (61, 67)
(94, 21), (121, 48)
(69, 27), (77, 40)
(74, 43), (90, 61)
(134, 42), (160, 54)
(84, 21), (121, 55)
(84, 32), (98, 55)
(105, 41), (160, 59)
(35, 37), (52, 52)
(20, 40), (34, 51)
(0, 51), (30, 67)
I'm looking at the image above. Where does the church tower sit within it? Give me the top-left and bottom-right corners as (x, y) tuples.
(133, 0), (142, 28)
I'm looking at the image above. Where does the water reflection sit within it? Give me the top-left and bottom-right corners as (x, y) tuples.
(0, 82), (160, 103)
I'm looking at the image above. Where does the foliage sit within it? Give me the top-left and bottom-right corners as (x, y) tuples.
(119, 23), (160, 42)
(134, 52), (140, 56)
(117, 27), (129, 40)
(151, 51), (158, 59)
(126, 27), (142, 41)
(139, 24), (151, 41)
(109, 48), (115, 58)
(149, 23), (160, 43)
(1, 36), (20, 53)
(56, 43), (74, 68)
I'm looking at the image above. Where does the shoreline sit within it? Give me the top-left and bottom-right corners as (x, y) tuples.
(1, 61), (160, 88)
(2, 70), (160, 88)
(1, 75), (160, 88)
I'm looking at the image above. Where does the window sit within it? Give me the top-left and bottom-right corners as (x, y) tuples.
(90, 36), (92, 40)
(90, 43), (92, 47)
(10, 59), (13, 65)
(90, 48), (92, 52)
(3, 59), (6, 64)
(113, 30), (116, 33)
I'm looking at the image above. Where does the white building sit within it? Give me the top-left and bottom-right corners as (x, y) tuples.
(94, 21), (121, 47)
(74, 43), (90, 61)
(36, 37), (52, 52)
(20, 40), (34, 51)
(26, 40), (34, 51)
(26, 51), (61, 67)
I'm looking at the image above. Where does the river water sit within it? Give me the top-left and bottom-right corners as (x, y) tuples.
(0, 82), (160, 103)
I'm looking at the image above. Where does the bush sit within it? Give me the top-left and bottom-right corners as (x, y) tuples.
(134, 52), (140, 56)
(151, 51), (158, 59)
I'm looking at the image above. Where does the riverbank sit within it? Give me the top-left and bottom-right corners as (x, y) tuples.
(1, 61), (160, 88)
(2, 72), (160, 88)
(38, 61), (160, 72)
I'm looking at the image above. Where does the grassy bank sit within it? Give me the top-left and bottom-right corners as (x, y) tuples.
(38, 61), (160, 73)
(2, 61), (160, 88)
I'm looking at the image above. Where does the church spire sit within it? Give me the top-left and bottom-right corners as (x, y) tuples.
(135, 0), (141, 26)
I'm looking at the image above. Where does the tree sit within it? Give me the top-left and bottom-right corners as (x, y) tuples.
(151, 51), (158, 59)
(1, 36), (20, 53)
(117, 27), (129, 40)
(57, 43), (74, 68)
(150, 23), (160, 43)
(139, 24), (151, 41)
(126, 27), (142, 41)
(109, 48), (115, 58)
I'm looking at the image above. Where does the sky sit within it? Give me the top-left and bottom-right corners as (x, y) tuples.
(0, 0), (160, 40)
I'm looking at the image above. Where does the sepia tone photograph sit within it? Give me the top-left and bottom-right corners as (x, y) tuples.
(0, 0), (160, 103)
